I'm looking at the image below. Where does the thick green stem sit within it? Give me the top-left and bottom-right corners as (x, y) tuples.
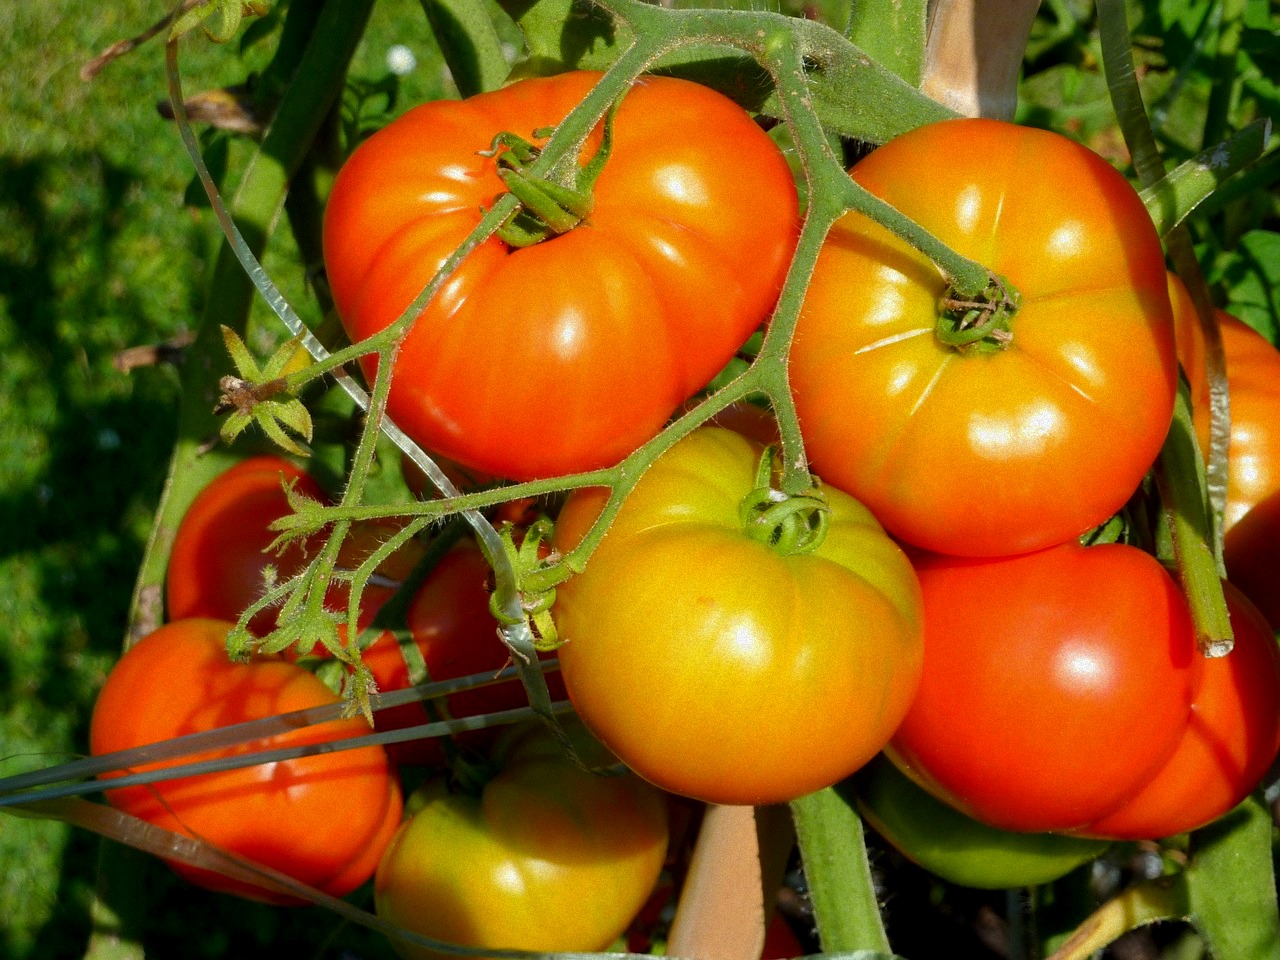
(790, 786), (892, 954)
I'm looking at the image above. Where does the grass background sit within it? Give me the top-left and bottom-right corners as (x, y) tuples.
(0, 0), (1276, 958)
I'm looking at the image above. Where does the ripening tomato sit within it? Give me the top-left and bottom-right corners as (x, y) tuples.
(888, 542), (1200, 833)
(855, 755), (1108, 889)
(374, 723), (669, 960)
(166, 456), (329, 635)
(1073, 584), (1280, 840)
(323, 71), (798, 481)
(90, 619), (402, 903)
(791, 118), (1177, 557)
(552, 427), (924, 806)
(1171, 276), (1280, 531)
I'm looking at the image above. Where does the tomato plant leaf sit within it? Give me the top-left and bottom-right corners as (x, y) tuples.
(501, 0), (622, 78)
(1186, 795), (1280, 960)
(420, 0), (511, 96)
(1140, 120), (1273, 237)
(847, 0), (926, 86)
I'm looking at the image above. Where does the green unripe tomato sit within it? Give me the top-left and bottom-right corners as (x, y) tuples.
(855, 755), (1108, 889)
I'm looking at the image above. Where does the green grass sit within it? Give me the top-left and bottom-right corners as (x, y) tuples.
(0, 3), (444, 956)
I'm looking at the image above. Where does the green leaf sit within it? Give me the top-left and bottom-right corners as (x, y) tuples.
(420, 0), (511, 96)
(1218, 229), (1280, 341)
(220, 324), (262, 379)
(219, 409), (254, 445)
(1186, 795), (1280, 960)
(1140, 120), (1273, 236)
(269, 398), (314, 444)
(500, 0), (622, 77)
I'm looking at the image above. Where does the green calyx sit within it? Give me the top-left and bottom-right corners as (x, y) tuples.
(487, 518), (562, 651)
(738, 447), (830, 556)
(488, 98), (621, 249)
(936, 272), (1020, 352)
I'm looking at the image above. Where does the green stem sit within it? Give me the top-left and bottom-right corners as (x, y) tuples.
(790, 785), (892, 954)
(1097, 0), (1233, 653)
(846, 0), (927, 86)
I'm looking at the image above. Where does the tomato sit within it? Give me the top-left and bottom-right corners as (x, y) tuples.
(1073, 584), (1280, 840)
(855, 755), (1108, 890)
(374, 723), (669, 959)
(552, 427), (924, 806)
(89, 618), (403, 903)
(887, 542), (1200, 833)
(790, 118), (1177, 557)
(1223, 490), (1280, 629)
(1171, 276), (1280, 530)
(323, 71), (798, 481)
(343, 539), (567, 766)
(166, 456), (329, 635)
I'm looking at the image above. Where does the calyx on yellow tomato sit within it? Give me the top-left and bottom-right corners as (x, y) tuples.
(552, 427), (924, 806)
(322, 71), (798, 482)
(791, 117), (1177, 557)
(855, 755), (1108, 890)
(374, 722), (669, 960)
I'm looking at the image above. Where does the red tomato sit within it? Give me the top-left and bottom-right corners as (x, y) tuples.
(374, 723), (669, 959)
(888, 542), (1200, 833)
(166, 456), (329, 635)
(1224, 490), (1280, 629)
(552, 427), (924, 805)
(323, 71), (798, 481)
(1074, 584), (1280, 840)
(1171, 276), (1280, 531)
(90, 619), (403, 903)
(790, 118), (1177, 557)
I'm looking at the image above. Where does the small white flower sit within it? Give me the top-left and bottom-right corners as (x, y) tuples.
(387, 45), (417, 76)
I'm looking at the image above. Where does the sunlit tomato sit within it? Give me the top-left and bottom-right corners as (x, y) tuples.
(1171, 275), (1280, 530)
(323, 71), (798, 481)
(374, 723), (668, 959)
(342, 539), (566, 766)
(1074, 584), (1280, 840)
(1224, 490), (1280, 628)
(552, 427), (924, 805)
(166, 457), (329, 635)
(89, 619), (402, 903)
(888, 542), (1200, 833)
(855, 755), (1108, 889)
(791, 118), (1177, 557)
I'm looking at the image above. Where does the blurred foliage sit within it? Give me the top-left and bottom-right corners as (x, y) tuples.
(0, 0), (1275, 957)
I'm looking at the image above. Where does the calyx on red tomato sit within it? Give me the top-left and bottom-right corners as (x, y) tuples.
(790, 117), (1177, 557)
(855, 755), (1108, 890)
(888, 542), (1200, 834)
(90, 618), (403, 904)
(1071, 583), (1280, 840)
(322, 70), (799, 482)
(166, 456), (329, 635)
(374, 722), (669, 960)
(552, 427), (924, 806)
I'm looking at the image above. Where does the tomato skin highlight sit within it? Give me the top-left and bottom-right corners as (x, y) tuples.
(855, 754), (1108, 889)
(323, 71), (798, 481)
(791, 118), (1177, 557)
(552, 427), (924, 806)
(374, 724), (669, 960)
(89, 619), (403, 903)
(888, 542), (1200, 834)
(1074, 584), (1280, 840)
(165, 456), (329, 635)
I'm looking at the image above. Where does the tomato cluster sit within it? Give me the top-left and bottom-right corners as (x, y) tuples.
(97, 58), (1280, 958)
